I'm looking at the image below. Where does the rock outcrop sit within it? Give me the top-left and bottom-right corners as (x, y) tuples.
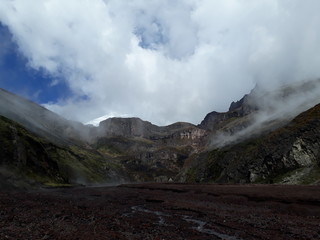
(93, 118), (208, 182)
(98, 117), (207, 150)
(198, 88), (260, 132)
(181, 103), (320, 184)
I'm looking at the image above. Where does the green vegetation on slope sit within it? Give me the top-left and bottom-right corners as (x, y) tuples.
(0, 116), (126, 189)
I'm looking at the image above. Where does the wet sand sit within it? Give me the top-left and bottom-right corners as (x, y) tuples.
(0, 183), (319, 239)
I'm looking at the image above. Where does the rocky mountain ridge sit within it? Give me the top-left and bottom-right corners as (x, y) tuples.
(180, 103), (320, 184)
(1, 79), (320, 188)
(0, 88), (209, 188)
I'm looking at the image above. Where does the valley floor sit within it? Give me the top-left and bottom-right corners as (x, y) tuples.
(0, 183), (319, 240)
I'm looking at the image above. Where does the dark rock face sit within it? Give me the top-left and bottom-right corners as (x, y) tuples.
(198, 92), (257, 133)
(199, 111), (241, 131)
(228, 93), (258, 115)
(182, 103), (320, 184)
(94, 118), (208, 182)
(98, 117), (207, 149)
(98, 117), (155, 138)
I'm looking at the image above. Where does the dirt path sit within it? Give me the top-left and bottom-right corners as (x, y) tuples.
(1, 183), (319, 239)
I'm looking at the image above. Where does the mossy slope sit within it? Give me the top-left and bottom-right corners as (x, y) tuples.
(0, 116), (126, 189)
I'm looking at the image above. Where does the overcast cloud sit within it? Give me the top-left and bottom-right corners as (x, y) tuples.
(0, 0), (320, 125)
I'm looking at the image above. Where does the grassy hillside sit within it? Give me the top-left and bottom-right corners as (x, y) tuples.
(0, 116), (127, 189)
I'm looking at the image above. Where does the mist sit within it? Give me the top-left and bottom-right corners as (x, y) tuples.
(210, 79), (320, 148)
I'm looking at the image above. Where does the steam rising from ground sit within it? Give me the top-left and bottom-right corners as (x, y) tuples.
(1, 1), (320, 125)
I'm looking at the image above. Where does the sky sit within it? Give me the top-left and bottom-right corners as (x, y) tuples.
(0, 0), (320, 126)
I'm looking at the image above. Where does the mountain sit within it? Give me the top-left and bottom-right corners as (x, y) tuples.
(199, 79), (320, 147)
(178, 79), (320, 184)
(93, 118), (207, 182)
(1, 79), (320, 188)
(0, 114), (130, 190)
(0, 88), (207, 188)
(180, 103), (320, 184)
(0, 88), (95, 145)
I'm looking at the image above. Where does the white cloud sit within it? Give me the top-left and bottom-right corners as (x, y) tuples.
(1, 0), (320, 125)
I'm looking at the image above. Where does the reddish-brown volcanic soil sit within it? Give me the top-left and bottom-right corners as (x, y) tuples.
(0, 183), (319, 240)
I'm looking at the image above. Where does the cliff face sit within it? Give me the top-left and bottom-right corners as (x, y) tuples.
(199, 93), (257, 132)
(93, 118), (208, 182)
(97, 118), (207, 148)
(181, 103), (320, 184)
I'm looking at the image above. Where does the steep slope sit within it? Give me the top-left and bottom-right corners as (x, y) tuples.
(0, 116), (128, 189)
(0, 88), (94, 145)
(181, 103), (320, 184)
(199, 79), (320, 148)
(199, 92), (256, 132)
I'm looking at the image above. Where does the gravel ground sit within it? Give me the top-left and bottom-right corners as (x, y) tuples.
(0, 183), (319, 240)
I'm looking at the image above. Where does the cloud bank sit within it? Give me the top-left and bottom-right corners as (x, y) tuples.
(0, 0), (320, 125)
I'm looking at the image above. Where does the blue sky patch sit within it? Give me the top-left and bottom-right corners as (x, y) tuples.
(0, 23), (72, 104)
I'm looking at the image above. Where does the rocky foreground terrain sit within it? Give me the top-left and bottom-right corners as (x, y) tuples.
(1, 183), (320, 240)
